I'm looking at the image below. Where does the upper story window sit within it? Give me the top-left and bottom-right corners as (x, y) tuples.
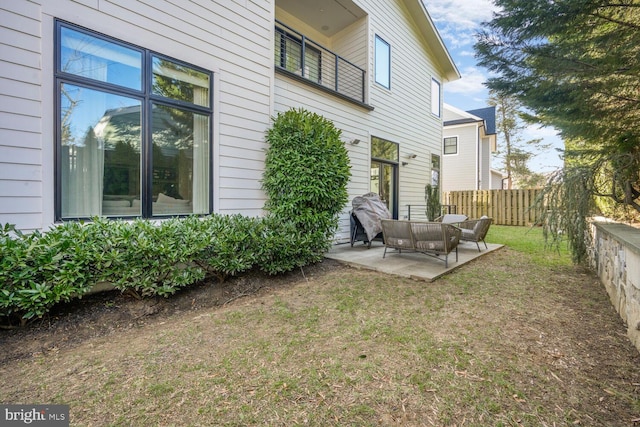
(275, 28), (322, 83)
(374, 35), (391, 89)
(431, 78), (441, 116)
(55, 21), (213, 220)
(444, 136), (458, 155)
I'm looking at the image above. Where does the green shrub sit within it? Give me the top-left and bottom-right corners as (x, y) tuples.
(99, 218), (207, 298)
(0, 110), (352, 324)
(0, 221), (108, 321)
(262, 108), (351, 262)
(195, 214), (263, 282)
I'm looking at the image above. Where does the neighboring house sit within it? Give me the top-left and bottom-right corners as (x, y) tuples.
(0, 0), (459, 241)
(442, 104), (499, 192)
(490, 169), (506, 190)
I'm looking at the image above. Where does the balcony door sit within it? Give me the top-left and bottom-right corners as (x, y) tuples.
(371, 137), (399, 219)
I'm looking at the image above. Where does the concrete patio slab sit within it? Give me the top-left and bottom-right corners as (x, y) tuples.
(325, 240), (504, 281)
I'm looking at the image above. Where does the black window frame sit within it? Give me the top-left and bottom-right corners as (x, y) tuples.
(443, 136), (458, 155)
(54, 20), (214, 221)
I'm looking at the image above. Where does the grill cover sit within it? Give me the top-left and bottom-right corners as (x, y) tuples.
(351, 192), (392, 242)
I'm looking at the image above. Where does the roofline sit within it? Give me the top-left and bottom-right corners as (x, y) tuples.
(404, 0), (460, 83)
(443, 118), (482, 127)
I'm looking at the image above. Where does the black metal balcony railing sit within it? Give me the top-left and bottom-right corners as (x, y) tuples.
(275, 20), (366, 105)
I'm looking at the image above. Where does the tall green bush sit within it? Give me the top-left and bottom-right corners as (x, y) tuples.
(262, 108), (351, 259)
(425, 184), (441, 221)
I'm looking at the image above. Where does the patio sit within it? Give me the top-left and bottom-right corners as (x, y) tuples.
(325, 239), (503, 281)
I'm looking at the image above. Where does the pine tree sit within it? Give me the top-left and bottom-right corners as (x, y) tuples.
(475, 0), (640, 262)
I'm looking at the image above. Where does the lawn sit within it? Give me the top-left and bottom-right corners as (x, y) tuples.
(1, 226), (639, 426)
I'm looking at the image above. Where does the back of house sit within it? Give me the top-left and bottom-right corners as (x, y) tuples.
(1, 0), (458, 241)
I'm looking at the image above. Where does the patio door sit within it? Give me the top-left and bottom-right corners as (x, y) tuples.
(371, 137), (399, 219)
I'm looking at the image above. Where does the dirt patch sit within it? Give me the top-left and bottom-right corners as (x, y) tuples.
(0, 260), (337, 365)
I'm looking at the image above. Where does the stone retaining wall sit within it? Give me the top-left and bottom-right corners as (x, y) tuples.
(589, 222), (640, 352)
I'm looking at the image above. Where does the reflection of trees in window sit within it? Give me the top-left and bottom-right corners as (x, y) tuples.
(152, 57), (209, 106)
(431, 154), (440, 187)
(371, 137), (398, 162)
(56, 22), (211, 219)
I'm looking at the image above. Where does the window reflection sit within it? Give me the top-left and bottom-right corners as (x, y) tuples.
(151, 104), (209, 216)
(60, 84), (141, 217)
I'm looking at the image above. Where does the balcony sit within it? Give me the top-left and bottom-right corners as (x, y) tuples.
(274, 20), (370, 108)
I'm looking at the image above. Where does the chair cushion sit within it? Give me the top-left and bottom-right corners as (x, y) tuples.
(386, 237), (414, 249)
(415, 240), (445, 251)
(461, 229), (475, 239)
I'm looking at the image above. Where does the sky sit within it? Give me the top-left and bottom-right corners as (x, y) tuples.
(422, 0), (565, 174)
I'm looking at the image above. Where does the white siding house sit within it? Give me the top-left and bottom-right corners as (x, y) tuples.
(442, 103), (498, 193)
(0, 0), (458, 239)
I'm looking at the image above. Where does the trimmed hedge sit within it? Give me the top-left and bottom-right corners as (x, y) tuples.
(0, 214), (325, 324)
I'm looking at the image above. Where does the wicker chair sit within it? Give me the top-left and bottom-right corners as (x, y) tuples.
(434, 214), (467, 224)
(458, 216), (493, 251)
(380, 219), (462, 268)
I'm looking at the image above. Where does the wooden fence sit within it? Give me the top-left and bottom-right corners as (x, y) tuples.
(442, 189), (543, 226)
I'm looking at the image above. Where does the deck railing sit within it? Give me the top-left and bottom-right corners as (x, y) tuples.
(275, 20), (366, 104)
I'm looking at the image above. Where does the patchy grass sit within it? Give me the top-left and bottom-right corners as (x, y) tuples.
(1, 226), (639, 426)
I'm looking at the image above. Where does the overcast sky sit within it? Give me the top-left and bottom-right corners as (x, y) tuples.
(422, 0), (565, 173)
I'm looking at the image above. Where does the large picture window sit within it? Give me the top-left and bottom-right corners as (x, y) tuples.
(56, 22), (212, 220)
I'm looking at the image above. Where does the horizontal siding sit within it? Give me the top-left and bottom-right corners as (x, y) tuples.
(0, 180), (42, 198)
(0, 145), (41, 165)
(274, 0), (451, 238)
(0, 163), (42, 181)
(0, 3), (43, 232)
(442, 125), (478, 192)
(363, 0), (443, 221)
(0, 129), (41, 150)
(2, 0), (275, 231)
(0, 213), (42, 231)
(0, 197), (41, 214)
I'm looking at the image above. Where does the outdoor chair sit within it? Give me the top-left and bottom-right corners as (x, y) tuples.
(380, 219), (462, 268)
(380, 220), (415, 255)
(458, 216), (493, 251)
(434, 214), (468, 224)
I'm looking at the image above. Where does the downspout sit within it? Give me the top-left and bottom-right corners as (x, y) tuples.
(477, 122), (485, 190)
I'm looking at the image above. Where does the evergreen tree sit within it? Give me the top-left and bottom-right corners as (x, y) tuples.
(475, 0), (640, 262)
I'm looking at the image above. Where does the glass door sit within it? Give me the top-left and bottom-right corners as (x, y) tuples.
(370, 161), (397, 218)
(371, 137), (399, 219)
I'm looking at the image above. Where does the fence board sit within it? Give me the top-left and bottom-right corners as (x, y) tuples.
(443, 189), (543, 226)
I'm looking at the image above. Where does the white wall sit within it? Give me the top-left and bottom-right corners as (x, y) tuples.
(276, 0), (449, 240)
(0, 2), (44, 232)
(442, 123), (478, 192)
(0, 0), (275, 232)
(2, 0), (452, 240)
